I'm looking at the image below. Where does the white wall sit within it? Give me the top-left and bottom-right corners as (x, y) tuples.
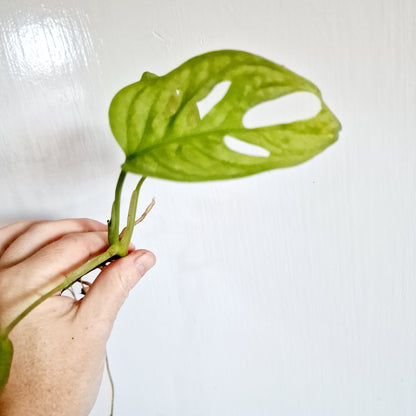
(1, 0), (416, 414)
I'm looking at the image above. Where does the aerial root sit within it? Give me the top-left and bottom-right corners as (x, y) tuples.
(119, 197), (156, 240)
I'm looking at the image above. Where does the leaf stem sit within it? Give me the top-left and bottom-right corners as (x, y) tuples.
(3, 245), (119, 336)
(3, 174), (148, 337)
(119, 176), (146, 253)
(108, 170), (127, 246)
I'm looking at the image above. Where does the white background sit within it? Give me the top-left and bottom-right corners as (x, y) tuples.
(1, 0), (416, 415)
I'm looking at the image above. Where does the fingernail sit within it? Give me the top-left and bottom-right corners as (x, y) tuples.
(135, 251), (155, 276)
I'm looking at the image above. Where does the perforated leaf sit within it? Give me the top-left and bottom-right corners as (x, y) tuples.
(109, 50), (340, 181)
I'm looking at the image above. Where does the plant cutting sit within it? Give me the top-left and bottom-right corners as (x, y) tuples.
(0, 49), (341, 392)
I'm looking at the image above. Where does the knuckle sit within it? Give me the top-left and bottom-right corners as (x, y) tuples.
(27, 218), (106, 236)
(60, 232), (83, 245)
(58, 232), (107, 256)
(0, 220), (27, 231)
(72, 218), (107, 232)
(26, 221), (50, 235)
(58, 233), (90, 256)
(63, 218), (95, 230)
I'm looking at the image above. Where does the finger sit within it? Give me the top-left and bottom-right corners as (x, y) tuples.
(77, 250), (156, 335)
(1, 230), (111, 330)
(0, 218), (107, 269)
(0, 220), (41, 258)
(8, 231), (110, 297)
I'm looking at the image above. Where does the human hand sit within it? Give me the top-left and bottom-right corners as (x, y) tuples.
(0, 219), (155, 415)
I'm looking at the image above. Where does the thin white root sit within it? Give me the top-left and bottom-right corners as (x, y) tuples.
(119, 197), (156, 241)
(133, 197), (156, 227)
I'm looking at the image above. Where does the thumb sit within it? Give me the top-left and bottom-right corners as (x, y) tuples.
(78, 249), (156, 329)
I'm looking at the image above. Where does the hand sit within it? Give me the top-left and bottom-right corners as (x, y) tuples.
(0, 219), (156, 415)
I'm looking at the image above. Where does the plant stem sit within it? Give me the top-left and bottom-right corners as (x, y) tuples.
(119, 176), (146, 253)
(3, 245), (119, 336)
(108, 170), (127, 246)
(3, 174), (148, 337)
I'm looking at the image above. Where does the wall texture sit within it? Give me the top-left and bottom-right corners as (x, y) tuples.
(1, 0), (415, 414)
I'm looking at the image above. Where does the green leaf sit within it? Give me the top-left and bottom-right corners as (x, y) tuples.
(109, 50), (341, 182)
(0, 334), (13, 392)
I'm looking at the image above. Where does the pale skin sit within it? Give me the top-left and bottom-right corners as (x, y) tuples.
(0, 218), (156, 415)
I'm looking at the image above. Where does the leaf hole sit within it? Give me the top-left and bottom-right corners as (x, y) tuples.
(196, 80), (231, 119)
(224, 135), (270, 158)
(243, 92), (321, 128)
